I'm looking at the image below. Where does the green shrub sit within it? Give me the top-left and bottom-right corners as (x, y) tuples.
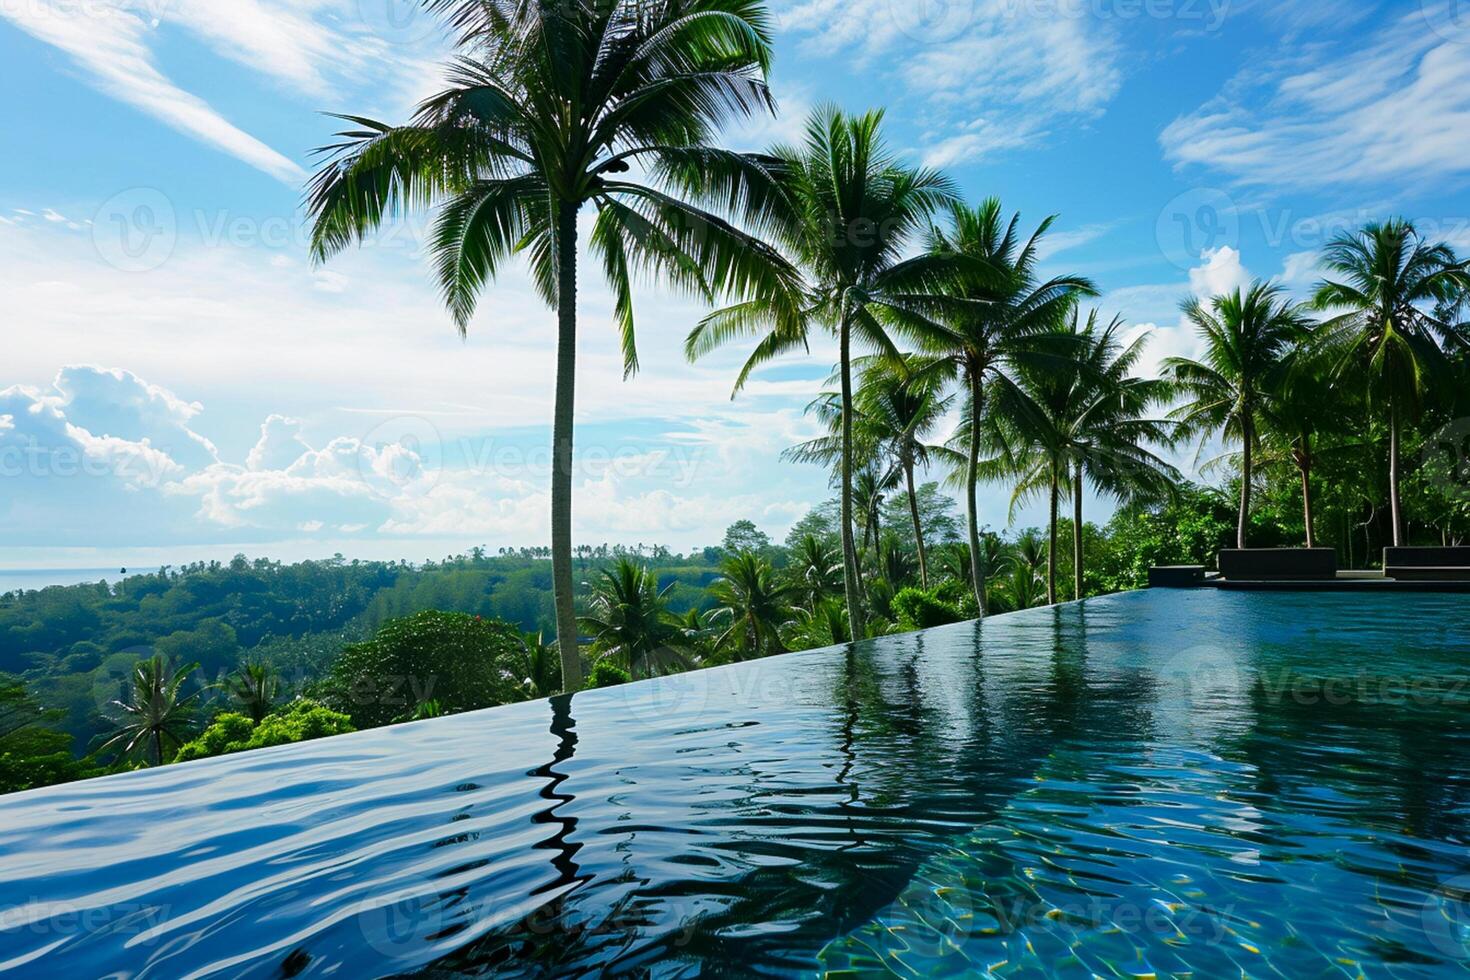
(175, 699), (354, 762)
(892, 587), (965, 631)
(588, 661), (632, 689)
(327, 611), (528, 727)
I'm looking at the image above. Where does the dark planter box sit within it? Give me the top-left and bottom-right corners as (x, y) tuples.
(1384, 547), (1470, 581)
(1148, 565), (1205, 588)
(1217, 548), (1338, 580)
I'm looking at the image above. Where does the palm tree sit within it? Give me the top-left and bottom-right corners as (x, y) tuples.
(223, 662), (278, 724)
(923, 199), (1096, 614)
(1165, 281), (1309, 549)
(787, 533), (843, 611)
(688, 105), (961, 639)
(1260, 349), (1351, 549)
(995, 311), (1177, 601)
(1311, 220), (1470, 546)
(307, 0), (791, 691)
(100, 656), (202, 767)
(783, 597), (851, 651)
(579, 559), (689, 678)
(799, 358), (952, 586)
(708, 551), (798, 660)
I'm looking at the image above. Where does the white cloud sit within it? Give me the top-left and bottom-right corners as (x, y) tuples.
(1161, 4), (1470, 189)
(777, 0), (1123, 165)
(1187, 246), (1250, 298)
(1, 1), (305, 184)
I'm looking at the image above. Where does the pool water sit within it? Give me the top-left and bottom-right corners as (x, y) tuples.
(1, 590), (1467, 977)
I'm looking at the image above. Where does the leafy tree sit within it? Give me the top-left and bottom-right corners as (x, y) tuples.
(1, 674), (46, 740)
(99, 655), (203, 767)
(689, 105), (960, 639)
(579, 559), (690, 677)
(708, 551), (797, 660)
(1312, 219), (1470, 546)
(784, 501), (840, 551)
(721, 520), (772, 555)
(329, 612), (528, 727)
(923, 198), (1097, 614)
(1166, 282), (1309, 549)
(307, 0), (790, 692)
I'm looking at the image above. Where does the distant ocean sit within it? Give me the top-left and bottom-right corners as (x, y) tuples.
(0, 567), (162, 594)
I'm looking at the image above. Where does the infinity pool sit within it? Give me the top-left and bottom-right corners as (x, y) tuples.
(1, 590), (1467, 977)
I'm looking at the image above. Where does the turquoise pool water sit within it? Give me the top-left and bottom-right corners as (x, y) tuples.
(1, 589), (1467, 977)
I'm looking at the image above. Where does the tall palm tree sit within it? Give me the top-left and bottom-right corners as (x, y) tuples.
(223, 662), (278, 724)
(688, 105), (961, 639)
(100, 656), (202, 767)
(996, 311), (1177, 601)
(579, 559), (689, 678)
(1311, 220), (1470, 546)
(1165, 282), (1309, 549)
(708, 551), (797, 660)
(923, 199), (1096, 615)
(307, 0), (792, 691)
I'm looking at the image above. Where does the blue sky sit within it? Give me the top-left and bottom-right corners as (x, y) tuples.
(2, 0), (1469, 568)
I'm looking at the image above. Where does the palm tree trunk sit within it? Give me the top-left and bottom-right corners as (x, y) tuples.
(838, 307), (866, 640)
(1299, 455), (1315, 550)
(965, 365), (987, 618)
(1047, 463), (1059, 606)
(905, 459), (929, 588)
(1072, 461), (1084, 602)
(1237, 419), (1253, 550)
(153, 729), (164, 768)
(551, 199), (584, 693)
(1388, 401), (1403, 547)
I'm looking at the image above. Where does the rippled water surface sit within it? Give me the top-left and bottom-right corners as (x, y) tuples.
(2, 590), (1468, 977)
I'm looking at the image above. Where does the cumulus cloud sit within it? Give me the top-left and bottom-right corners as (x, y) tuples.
(1187, 246), (1251, 298)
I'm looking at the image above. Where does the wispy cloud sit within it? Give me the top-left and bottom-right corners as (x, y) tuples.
(2, 1), (306, 184)
(1161, 3), (1470, 189)
(777, 0), (1123, 166)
